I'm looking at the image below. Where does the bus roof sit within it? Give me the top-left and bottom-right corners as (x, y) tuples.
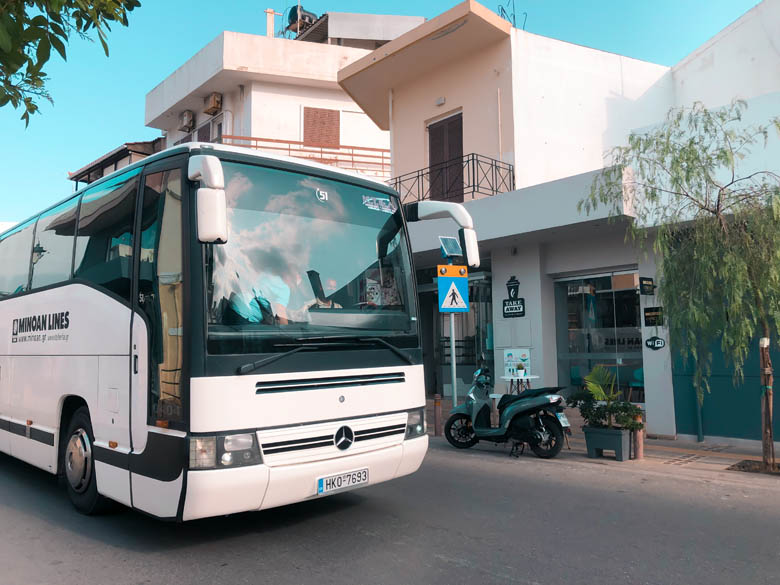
(1, 142), (395, 239)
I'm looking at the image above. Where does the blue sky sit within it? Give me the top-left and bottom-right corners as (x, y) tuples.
(0, 0), (761, 224)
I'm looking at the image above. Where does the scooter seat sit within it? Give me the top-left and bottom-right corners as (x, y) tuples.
(497, 387), (564, 412)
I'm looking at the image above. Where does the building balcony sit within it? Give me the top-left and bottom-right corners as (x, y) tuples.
(390, 153), (515, 204)
(219, 135), (391, 180)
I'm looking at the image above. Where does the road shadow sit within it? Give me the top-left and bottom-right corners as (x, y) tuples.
(427, 435), (586, 463)
(0, 452), (376, 553)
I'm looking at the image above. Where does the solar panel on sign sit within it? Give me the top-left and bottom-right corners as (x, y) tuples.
(438, 236), (462, 258)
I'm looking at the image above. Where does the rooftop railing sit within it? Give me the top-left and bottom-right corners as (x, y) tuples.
(390, 153), (514, 204)
(219, 135), (391, 180)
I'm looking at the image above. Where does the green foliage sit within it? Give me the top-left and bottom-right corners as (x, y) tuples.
(0, 0), (141, 125)
(579, 101), (780, 405)
(568, 366), (644, 431)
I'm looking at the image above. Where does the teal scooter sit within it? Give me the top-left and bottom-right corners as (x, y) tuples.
(444, 364), (569, 458)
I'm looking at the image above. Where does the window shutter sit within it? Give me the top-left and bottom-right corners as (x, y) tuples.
(303, 107), (340, 147)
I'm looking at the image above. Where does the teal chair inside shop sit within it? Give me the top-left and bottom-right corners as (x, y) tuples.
(570, 366), (585, 387)
(629, 367), (644, 388)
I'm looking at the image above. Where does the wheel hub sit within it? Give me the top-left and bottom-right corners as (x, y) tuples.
(65, 429), (92, 494)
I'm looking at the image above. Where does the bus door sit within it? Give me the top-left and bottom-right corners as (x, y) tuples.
(129, 158), (188, 518)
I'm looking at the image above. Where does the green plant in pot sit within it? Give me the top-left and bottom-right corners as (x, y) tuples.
(568, 366), (644, 461)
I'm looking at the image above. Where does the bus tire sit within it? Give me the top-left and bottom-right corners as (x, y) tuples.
(62, 406), (108, 515)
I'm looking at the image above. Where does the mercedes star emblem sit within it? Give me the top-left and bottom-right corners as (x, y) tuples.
(334, 426), (354, 451)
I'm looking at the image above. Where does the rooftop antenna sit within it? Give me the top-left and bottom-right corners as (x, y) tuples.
(497, 1), (527, 30)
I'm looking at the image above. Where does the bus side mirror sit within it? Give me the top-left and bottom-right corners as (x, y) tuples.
(405, 201), (480, 268)
(459, 227), (480, 269)
(189, 155), (228, 244)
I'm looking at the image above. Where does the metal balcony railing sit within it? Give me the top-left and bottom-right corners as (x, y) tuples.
(390, 153), (514, 204)
(219, 135), (391, 180)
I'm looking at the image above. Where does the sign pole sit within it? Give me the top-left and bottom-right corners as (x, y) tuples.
(450, 311), (457, 407)
(436, 238), (469, 409)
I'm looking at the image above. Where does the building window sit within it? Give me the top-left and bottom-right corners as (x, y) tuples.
(303, 107), (340, 147)
(197, 124), (211, 142)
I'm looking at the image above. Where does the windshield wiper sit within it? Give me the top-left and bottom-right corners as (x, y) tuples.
(236, 345), (317, 375)
(293, 335), (415, 365)
(237, 335), (415, 375)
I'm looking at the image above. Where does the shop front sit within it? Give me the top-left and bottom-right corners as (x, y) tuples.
(554, 271), (644, 403)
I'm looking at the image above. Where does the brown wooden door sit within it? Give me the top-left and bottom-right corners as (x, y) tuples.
(428, 114), (463, 202)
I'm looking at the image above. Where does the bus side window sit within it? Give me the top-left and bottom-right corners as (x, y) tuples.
(0, 219), (37, 298)
(30, 197), (79, 290)
(73, 168), (141, 303)
(138, 169), (184, 425)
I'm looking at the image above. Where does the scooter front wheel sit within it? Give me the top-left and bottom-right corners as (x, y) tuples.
(444, 414), (478, 449)
(529, 414), (564, 459)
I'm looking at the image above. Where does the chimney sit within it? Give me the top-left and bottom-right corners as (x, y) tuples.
(265, 8), (276, 38)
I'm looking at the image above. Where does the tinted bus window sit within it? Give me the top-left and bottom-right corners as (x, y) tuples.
(73, 168), (141, 303)
(30, 197), (80, 290)
(0, 219), (36, 298)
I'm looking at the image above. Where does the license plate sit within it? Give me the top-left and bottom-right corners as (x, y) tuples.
(317, 468), (369, 495)
(556, 412), (571, 427)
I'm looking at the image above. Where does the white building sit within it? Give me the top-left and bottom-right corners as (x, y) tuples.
(339, 0), (780, 444)
(144, 12), (423, 180)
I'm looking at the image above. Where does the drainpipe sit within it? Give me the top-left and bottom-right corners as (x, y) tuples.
(388, 88), (394, 178)
(696, 391), (704, 442)
(497, 87), (502, 161)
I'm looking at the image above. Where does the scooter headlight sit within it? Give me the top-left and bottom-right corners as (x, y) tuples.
(406, 408), (426, 438)
(547, 395), (562, 404)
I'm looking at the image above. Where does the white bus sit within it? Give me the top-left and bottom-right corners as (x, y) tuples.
(0, 143), (478, 521)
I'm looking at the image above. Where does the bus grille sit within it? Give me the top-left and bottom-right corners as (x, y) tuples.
(255, 372), (405, 394)
(261, 423), (406, 455)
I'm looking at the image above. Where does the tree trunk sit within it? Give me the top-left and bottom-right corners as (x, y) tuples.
(759, 338), (775, 471)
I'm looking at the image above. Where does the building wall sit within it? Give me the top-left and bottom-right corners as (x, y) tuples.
(390, 37), (515, 178)
(249, 82), (388, 148)
(672, 0), (780, 110)
(669, 0), (780, 172)
(148, 31), (389, 152)
(673, 340), (780, 442)
(511, 29), (672, 189)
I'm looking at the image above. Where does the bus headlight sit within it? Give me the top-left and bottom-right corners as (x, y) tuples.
(189, 433), (262, 469)
(406, 408), (426, 439)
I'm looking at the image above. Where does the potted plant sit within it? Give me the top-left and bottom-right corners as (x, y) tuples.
(568, 366), (644, 461)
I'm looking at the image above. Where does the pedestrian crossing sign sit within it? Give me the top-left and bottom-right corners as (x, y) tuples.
(438, 265), (469, 313)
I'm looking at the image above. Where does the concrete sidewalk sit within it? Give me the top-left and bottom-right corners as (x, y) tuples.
(426, 398), (776, 480)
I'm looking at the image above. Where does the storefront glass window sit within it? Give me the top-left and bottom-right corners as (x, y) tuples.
(555, 272), (643, 402)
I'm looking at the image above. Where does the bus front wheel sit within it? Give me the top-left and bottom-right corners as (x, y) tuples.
(62, 407), (108, 514)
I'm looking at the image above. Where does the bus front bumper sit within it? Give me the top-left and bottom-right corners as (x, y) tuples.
(182, 435), (428, 521)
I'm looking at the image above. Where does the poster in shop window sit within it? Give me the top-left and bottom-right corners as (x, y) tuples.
(504, 348), (531, 378)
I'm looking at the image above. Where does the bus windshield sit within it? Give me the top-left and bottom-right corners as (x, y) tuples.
(206, 160), (418, 354)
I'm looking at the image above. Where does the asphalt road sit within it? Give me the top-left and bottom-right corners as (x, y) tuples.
(1, 439), (779, 585)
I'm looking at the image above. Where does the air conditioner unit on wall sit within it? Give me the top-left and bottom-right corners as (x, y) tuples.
(203, 92), (223, 116)
(178, 110), (194, 133)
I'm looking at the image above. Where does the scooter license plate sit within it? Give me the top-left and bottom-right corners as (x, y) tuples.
(556, 412), (571, 427)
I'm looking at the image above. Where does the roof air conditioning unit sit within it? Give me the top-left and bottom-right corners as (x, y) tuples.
(203, 92), (223, 116)
(178, 110), (194, 133)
